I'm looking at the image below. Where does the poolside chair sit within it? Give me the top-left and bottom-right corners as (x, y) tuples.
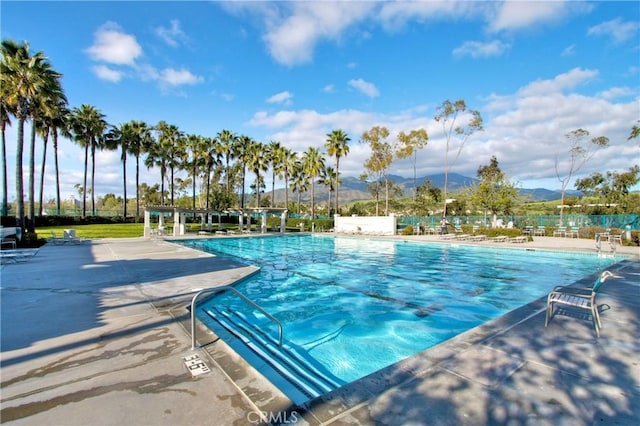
(545, 270), (619, 337)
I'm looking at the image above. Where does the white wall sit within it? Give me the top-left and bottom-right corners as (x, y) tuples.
(334, 215), (397, 235)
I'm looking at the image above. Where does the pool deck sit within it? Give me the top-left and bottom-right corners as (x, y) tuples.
(1, 235), (638, 425)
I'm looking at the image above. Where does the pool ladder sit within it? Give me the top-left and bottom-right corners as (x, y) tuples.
(190, 285), (283, 350)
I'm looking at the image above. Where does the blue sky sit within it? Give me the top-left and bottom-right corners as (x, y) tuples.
(2, 0), (639, 202)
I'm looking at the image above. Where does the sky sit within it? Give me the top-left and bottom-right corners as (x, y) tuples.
(2, 0), (640, 204)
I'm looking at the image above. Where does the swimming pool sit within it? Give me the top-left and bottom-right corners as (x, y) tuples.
(181, 235), (617, 402)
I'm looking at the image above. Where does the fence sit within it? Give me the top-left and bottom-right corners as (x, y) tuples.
(398, 214), (640, 231)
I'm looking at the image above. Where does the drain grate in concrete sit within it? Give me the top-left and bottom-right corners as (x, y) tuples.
(183, 353), (211, 377)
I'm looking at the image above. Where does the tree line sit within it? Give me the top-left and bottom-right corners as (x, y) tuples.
(2, 39), (638, 233)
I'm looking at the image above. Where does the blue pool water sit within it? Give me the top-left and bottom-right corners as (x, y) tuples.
(179, 235), (617, 401)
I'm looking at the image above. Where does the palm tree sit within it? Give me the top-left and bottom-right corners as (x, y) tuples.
(185, 134), (206, 209)
(233, 135), (253, 209)
(267, 140), (283, 207)
(325, 129), (350, 215)
(279, 148), (297, 210)
(319, 166), (337, 215)
(127, 120), (151, 216)
(0, 92), (13, 216)
(246, 140), (269, 207)
(70, 104), (107, 217)
(302, 147), (325, 218)
(106, 121), (145, 217)
(37, 96), (69, 216)
(1, 39), (56, 230)
(290, 159), (308, 215)
(153, 121), (183, 205)
(215, 129), (237, 193)
(201, 137), (221, 210)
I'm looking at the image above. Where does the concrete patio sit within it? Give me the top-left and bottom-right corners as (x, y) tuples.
(1, 235), (638, 425)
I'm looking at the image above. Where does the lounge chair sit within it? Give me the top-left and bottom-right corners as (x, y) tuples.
(545, 270), (619, 337)
(0, 249), (38, 263)
(51, 231), (85, 245)
(491, 236), (509, 243)
(509, 236), (528, 243)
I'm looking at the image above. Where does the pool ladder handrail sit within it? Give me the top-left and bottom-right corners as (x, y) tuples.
(191, 286), (283, 350)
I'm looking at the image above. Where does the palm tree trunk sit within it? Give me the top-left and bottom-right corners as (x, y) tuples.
(1, 124), (7, 216)
(16, 118), (26, 230)
(122, 147), (127, 218)
(335, 158), (340, 216)
(38, 128), (49, 216)
(82, 144), (88, 218)
(53, 130), (61, 214)
(28, 123), (36, 229)
(91, 142), (96, 216)
(135, 156), (140, 216)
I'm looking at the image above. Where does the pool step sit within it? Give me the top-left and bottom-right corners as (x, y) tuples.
(205, 307), (340, 400)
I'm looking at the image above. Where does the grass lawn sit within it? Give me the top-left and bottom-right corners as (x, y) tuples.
(36, 223), (145, 239)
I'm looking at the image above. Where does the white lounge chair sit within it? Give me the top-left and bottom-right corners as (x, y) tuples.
(545, 270), (619, 337)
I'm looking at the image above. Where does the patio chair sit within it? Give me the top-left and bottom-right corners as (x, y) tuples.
(545, 270), (619, 337)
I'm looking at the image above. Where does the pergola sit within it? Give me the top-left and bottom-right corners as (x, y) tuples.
(143, 206), (288, 237)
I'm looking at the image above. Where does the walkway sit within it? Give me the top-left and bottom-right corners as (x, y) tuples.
(1, 236), (638, 425)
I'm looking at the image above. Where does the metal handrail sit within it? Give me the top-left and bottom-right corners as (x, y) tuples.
(190, 286), (283, 350)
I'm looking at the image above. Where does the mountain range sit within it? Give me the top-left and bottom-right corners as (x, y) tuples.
(270, 173), (580, 204)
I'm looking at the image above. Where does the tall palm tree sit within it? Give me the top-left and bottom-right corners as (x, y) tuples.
(185, 134), (206, 209)
(302, 147), (325, 218)
(37, 96), (69, 216)
(215, 129), (237, 193)
(106, 121), (144, 217)
(233, 135), (253, 209)
(246, 140), (269, 207)
(70, 104), (107, 217)
(152, 121), (183, 206)
(319, 166), (337, 215)
(127, 120), (151, 216)
(0, 93), (13, 216)
(325, 129), (350, 215)
(1, 39), (56, 230)
(279, 148), (297, 210)
(290, 160), (308, 215)
(267, 140), (283, 207)
(48, 101), (71, 215)
(201, 137), (220, 210)
(28, 64), (64, 224)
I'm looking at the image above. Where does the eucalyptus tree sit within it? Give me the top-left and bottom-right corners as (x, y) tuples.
(395, 128), (429, 206)
(555, 129), (609, 224)
(233, 135), (253, 208)
(1, 39), (59, 228)
(325, 129), (350, 215)
(302, 146), (325, 218)
(361, 126), (393, 216)
(267, 140), (283, 207)
(470, 156), (518, 225)
(70, 104), (107, 217)
(215, 129), (237, 193)
(319, 166), (337, 215)
(434, 99), (483, 216)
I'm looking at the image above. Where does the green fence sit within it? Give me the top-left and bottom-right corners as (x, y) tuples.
(399, 214), (639, 231)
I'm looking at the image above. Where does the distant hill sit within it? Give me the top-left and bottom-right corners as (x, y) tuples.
(268, 173), (579, 204)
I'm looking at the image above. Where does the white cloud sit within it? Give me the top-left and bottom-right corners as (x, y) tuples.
(85, 22), (142, 65)
(267, 91), (293, 105)
(322, 84), (336, 93)
(597, 86), (635, 100)
(92, 64), (123, 82)
(488, 1), (569, 32)
(561, 44), (576, 57)
(260, 2), (375, 66)
(155, 19), (188, 47)
(588, 18), (640, 44)
(159, 68), (204, 86)
(348, 78), (379, 98)
(518, 68), (599, 97)
(452, 40), (510, 58)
